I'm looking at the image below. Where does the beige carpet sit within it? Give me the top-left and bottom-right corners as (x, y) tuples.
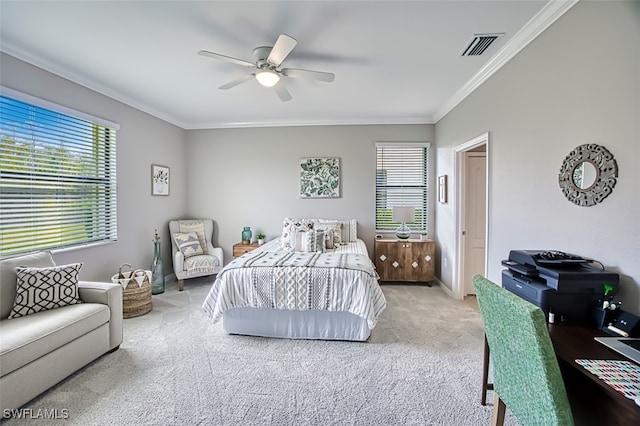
(3, 278), (520, 425)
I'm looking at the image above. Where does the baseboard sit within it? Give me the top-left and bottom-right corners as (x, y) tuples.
(436, 278), (456, 298)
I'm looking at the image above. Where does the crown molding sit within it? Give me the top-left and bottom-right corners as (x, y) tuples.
(185, 116), (432, 130)
(433, 0), (580, 123)
(0, 45), (189, 129)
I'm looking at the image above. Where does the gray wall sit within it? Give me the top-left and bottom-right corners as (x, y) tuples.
(4, 1), (638, 315)
(1, 53), (188, 280)
(0, 51), (434, 278)
(186, 124), (433, 261)
(434, 1), (640, 314)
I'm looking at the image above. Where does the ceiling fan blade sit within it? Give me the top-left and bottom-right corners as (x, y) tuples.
(281, 68), (335, 83)
(273, 80), (292, 102)
(219, 74), (255, 90)
(198, 50), (255, 68)
(267, 34), (297, 66)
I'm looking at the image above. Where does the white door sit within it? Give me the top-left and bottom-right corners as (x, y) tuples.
(463, 152), (486, 295)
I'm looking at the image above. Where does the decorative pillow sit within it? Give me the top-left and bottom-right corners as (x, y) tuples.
(8, 263), (83, 319)
(317, 219), (357, 243)
(323, 228), (335, 249)
(281, 218), (315, 248)
(313, 221), (342, 248)
(178, 220), (208, 254)
(290, 229), (324, 252)
(342, 219), (358, 242)
(173, 232), (204, 258)
(312, 229), (325, 252)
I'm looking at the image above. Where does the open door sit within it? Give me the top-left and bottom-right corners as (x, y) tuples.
(454, 133), (489, 299)
(462, 151), (486, 295)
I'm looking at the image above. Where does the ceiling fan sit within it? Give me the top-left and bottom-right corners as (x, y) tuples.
(198, 34), (335, 102)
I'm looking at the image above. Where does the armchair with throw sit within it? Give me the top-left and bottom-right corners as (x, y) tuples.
(169, 219), (223, 291)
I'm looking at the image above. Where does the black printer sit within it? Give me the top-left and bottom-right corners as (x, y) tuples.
(501, 250), (619, 324)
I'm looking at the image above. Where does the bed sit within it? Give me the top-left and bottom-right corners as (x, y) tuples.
(202, 219), (386, 341)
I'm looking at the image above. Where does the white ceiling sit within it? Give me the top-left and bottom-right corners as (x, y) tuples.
(0, 1), (575, 130)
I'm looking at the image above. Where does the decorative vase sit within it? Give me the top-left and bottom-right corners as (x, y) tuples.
(151, 235), (165, 295)
(242, 227), (252, 245)
(395, 223), (411, 240)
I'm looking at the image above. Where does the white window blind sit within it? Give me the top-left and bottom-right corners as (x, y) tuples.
(375, 143), (429, 232)
(0, 94), (118, 256)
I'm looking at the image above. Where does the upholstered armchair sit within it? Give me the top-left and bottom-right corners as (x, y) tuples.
(169, 219), (223, 291)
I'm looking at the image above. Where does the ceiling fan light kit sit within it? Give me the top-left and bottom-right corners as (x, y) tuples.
(255, 70), (280, 87)
(198, 33), (335, 102)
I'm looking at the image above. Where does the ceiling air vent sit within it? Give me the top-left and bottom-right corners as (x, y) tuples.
(461, 33), (504, 56)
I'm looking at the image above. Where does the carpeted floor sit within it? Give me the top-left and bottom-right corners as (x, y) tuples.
(3, 278), (521, 425)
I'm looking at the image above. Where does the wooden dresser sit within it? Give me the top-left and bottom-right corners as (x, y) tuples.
(374, 238), (435, 284)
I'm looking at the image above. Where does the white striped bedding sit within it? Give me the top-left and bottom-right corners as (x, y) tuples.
(202, 238), (386, 332)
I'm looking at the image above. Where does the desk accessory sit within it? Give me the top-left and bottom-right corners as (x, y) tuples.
(575, 359), (640, 400)
(592, 308), (640, 337)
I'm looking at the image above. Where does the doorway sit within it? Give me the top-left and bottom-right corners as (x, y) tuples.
(454, 133), (489, 299)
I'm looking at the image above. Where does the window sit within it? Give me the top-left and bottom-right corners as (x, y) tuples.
(0, 92), (118, 256)
(375, 142), (429, 232)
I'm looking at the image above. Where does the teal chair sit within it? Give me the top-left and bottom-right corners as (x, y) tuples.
(473, 275), (574, 426)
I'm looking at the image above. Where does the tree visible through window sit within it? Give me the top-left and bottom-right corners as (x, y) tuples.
(375, 143), (429, 233)
(0, 93), (118, 256)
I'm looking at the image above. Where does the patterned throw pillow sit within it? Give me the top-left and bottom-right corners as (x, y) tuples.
(8, 263), (83, 319)
(323, 228), (335, 249)
(316, 219), (357, 243)
(314, 221), (342, 248)
(312, 229), (325, 252)
(178, 220), (208, 255)
(342, 219), (358, 242)
(280, 218), (315, 248)
(289, 229), (325, 252)
(173, 232), (204, 258)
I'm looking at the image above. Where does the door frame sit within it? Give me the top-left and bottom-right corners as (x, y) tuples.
(453, 132), (490, 300)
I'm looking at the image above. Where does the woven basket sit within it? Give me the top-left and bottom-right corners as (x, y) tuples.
(111, 263), (152, 319)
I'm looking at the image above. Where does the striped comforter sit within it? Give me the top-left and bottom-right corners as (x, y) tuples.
(202, 239), (386, 329)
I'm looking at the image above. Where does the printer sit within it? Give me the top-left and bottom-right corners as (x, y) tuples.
(501, 250), (619, 324)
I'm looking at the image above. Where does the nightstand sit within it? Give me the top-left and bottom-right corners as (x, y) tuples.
(232, 242), (260, 257)
(374, 238), (435, 284)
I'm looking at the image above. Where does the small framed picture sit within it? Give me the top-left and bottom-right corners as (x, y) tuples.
(438, 175), (448, 204)
(151, 164), (169, 196)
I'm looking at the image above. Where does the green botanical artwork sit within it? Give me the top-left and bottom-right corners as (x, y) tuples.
(300, 157), (340, 198)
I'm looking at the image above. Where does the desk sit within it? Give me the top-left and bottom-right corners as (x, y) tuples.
(481, 324), (640, 425)
(548, 324), (639, 425)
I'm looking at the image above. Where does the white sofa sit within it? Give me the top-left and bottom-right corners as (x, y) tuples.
(0, 251), (123, 411)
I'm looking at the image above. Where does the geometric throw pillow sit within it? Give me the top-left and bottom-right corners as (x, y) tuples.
(289, 229), (325, 252)
(340, 219), (358, 243)
(313, 221), (342, 248)
(280, 218), (315, 249)
(8, 263), (83, 319)
(314, 219), (357, 243)
(311, 229), (325, 252)
(173, 232), (204, 259)
(322, 228), (336, 249)
(178, 220), (208, 255)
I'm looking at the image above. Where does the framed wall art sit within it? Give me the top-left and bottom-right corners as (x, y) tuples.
(151, 164), (170, 196)
(300, 157), (340, 198)
(438, 175), (448, 204)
